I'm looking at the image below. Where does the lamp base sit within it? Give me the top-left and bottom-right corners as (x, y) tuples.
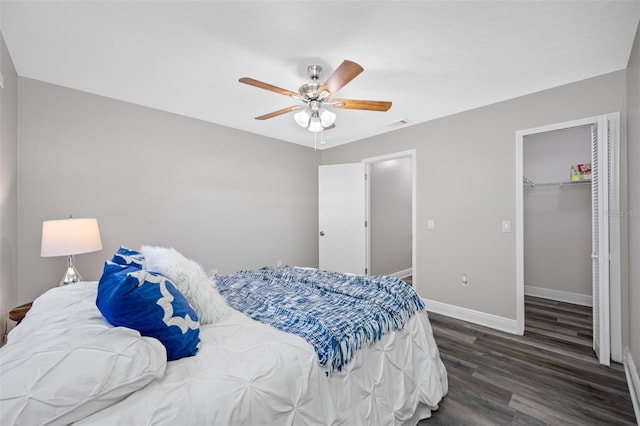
(58, 255), (83, 286)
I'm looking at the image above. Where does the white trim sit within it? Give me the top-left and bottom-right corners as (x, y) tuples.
(389, 268), (413, 279)
(424, 298), (520, 335)
(362, 150), (416, 285)
(515, 129), (525, 335)
(524, 285), (592, 307)
(607, 112), (622, 363)
(365, 162), (371, 275)
(623, 347), (640, 424)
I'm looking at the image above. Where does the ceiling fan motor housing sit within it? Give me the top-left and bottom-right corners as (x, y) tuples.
(299, 82), (320, 99)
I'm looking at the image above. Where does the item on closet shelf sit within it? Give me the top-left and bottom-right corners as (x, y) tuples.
(570, 163), (592, 182)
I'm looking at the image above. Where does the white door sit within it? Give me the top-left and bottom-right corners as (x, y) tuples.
(591, 119), (610, 366)
(318, 163), (365, 275)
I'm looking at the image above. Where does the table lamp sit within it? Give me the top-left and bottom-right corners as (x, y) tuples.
(41, 217), (103, 286)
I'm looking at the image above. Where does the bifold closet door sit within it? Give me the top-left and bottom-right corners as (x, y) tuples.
(591, 120), (610, 366)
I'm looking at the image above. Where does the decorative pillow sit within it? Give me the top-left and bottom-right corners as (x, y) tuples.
(111, 246), (146, 269)
(141, 245), (232, 325)
(0, 282), (167, 426)
(96, 248), (201, 361)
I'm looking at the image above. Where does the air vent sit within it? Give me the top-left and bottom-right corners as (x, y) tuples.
(387, 119), (409, 127)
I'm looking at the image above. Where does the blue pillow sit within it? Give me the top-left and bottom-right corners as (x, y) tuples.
(111, 246), (145, 269)
(96, 249), (200, 361)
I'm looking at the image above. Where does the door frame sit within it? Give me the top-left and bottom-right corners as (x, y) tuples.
(363, 150), (416, 281)
(515, 113), (621, 363)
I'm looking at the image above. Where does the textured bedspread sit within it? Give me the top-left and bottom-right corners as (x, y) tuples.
(216, 266), (425, 373)
(4, 278), (448, 425)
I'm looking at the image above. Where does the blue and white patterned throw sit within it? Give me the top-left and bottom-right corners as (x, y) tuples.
(215, 266), (424, 373)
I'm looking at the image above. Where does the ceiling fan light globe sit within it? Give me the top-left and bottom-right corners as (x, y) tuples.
(319, 108), (336, 127)
(308, 116), (322, 132)
(293, 109), (311, 127)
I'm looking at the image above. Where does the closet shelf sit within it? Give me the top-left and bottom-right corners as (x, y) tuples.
(560, 180), (591, 187)
(523, 178), (591, 188)
(523, 176), (591, 188)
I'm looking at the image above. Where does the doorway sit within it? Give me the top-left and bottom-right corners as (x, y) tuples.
(523, 125), (593, 306)
(364, 150), (416, 281)
(515, 113), (621, 365)
(318, 150), (416, 282)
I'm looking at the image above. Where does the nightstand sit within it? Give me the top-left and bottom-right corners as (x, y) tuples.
(9, 302), (33, 324)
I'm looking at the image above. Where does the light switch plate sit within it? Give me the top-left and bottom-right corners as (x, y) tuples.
(502, 220), (511, 232)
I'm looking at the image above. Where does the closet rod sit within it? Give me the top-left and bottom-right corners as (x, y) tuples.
(522, 176), (535, 187)
(533, 181), (591, 187)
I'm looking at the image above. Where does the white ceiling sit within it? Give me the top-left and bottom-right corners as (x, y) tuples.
(1, 1), (639, 149)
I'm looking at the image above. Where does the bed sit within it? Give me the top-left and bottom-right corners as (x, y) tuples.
(0, 246), (448, 425)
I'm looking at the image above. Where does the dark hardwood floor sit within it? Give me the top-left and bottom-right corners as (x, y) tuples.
(420, 296), (636, 425)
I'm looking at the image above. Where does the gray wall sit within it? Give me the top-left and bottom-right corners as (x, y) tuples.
(370, 156), (412, 276)
(523, 126), (592, 298)
(321, 70), (627, 320)
(626, 21), (640, 385)
(0, 31), (18, 341)
(17, 78), (320, 303)
(3, 30), (635, 367)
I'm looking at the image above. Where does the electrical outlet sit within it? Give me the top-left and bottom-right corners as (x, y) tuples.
(427, 219), (435, 230)
(462, 274), (470, 287)
(277, 260), (282, 267)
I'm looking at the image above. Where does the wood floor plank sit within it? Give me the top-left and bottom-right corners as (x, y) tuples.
(524, 318), (590, 338)
(419, 296), (636, 425)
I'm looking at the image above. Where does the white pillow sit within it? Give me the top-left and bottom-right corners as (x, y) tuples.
(0, 283), (167, 426)
(140, 245), (232, 325)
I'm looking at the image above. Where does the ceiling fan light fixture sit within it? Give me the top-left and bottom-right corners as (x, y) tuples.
(319, 108), (336, 127)
(293, 108), (311, 127)
(308, 115), (323, 132)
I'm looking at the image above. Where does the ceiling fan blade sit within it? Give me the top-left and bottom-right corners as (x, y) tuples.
(239, 77), (302, 100)
(255, 105), (302, 120)
(331, 99), (392, 111)
(317, 60), (364, 99)
(323, 123), (336, 131)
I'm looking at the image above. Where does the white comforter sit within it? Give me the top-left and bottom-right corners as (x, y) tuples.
(2, 282), (448, 425)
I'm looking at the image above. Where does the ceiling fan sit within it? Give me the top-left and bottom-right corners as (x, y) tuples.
(239, 60), (392, 133)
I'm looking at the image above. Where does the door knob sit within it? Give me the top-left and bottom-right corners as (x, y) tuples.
(320, 231), (325, 236)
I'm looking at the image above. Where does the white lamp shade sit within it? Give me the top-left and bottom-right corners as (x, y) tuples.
(41, 218), (103, 257)
(293, 108), (311, 127)
(308, 115), (323, 132)
(319, 108), (336, 127)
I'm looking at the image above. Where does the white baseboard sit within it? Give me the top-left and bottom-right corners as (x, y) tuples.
(390, 268), (412, 279)
(423, 298), (521, 335)
(525, 285), (592, 307)
(624, 347), (640, 424)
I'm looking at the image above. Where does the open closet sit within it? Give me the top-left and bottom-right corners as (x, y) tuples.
(516, 112), (621, 366)
(523, 125), (593, 306)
